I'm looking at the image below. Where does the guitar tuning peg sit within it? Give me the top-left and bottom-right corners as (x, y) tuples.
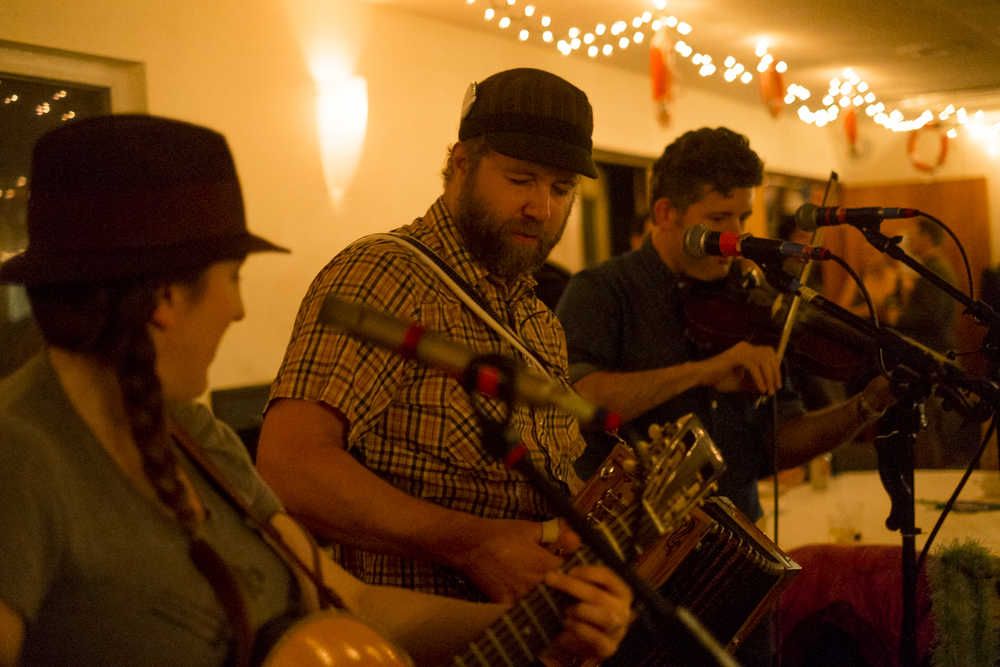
(634, 439), (655, 472)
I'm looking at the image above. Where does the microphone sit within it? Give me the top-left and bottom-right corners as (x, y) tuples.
(794, 203), (920, 232)
(318, 295), (622, 432)
(683, 223), (830, 263)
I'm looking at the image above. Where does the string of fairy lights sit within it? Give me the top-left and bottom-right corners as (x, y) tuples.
(1, 86), (77, 204)
(463, 0), (1000, 154)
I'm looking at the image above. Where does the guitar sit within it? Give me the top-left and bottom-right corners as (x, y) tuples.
(262, 610), (414, 666)
(264, 413), (724, 667)
(444, 413), (724, 667)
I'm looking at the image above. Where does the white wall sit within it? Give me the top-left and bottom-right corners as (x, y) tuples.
(0, 0), (897, 391)
(832, 118), (999, 259)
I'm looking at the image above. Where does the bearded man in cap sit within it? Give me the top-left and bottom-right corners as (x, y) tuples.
(258, 69), (602, 604)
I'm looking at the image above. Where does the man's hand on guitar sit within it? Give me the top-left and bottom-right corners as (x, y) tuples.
(539, 566), (634, 666)
(447, 518), (572, 603)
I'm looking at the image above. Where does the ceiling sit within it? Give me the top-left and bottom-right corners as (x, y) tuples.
(376, 0), (1000, 121)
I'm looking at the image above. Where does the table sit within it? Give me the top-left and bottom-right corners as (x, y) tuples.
(758, 468), (1000, 555)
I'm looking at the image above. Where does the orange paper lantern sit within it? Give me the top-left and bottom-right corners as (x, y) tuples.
(844, 107), (858, 155)
(759, 67), (784, 118)
(649, 28), (674, 126)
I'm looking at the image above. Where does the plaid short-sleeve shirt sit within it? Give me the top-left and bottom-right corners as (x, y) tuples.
(269, 197), (585, 599)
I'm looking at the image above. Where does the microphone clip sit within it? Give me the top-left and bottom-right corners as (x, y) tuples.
(462, 353), (522, 462)
(461, 353), (519, 407)
(757, 261), (803, 295)
(860, 227), (905, 257)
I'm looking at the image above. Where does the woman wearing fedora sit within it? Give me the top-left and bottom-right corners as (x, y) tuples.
(0, 115), (631, 666)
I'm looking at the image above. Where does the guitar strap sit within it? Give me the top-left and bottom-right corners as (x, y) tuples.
(367, 232), (553, 376)
(168, 418), (346, 613)
(369, 232), (612, 482)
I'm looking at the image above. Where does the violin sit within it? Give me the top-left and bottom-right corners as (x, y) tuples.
(680, 264), (875, 383)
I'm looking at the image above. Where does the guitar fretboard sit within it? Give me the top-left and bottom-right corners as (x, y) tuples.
(449, 536), (608, 666)
(447, 415), (722, 667)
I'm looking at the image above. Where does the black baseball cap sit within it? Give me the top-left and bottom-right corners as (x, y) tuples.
(458, 68), (597, 178)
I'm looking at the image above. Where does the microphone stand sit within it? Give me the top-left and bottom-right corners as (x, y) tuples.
(461, 354), (740, 667)
(858, 226), (1000, 329)
(856, 224), (1000, 415)
(758, 262), (1000, 667)
(872, 377), (926, 667)
(853, 226), (1000, 666)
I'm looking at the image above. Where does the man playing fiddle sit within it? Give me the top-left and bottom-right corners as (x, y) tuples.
(555, 126), (894, 664)
(558, 126), (893, 519)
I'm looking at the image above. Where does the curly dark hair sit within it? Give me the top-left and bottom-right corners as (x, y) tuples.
(649, 127), (764, 212)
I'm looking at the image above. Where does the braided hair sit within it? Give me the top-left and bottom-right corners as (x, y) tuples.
(27, 269), (254, 665)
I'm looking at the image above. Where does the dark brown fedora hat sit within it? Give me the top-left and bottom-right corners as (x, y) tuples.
(0, 114), (288, 286)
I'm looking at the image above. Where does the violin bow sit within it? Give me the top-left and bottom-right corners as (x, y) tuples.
(757, 172), (838, 406)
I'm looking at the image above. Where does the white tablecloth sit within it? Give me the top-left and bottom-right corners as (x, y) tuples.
(758, 469), (1000, 555)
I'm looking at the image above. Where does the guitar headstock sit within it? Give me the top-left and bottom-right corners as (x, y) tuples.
(573, 413), (725, 561)
(634, 413), (725, 540)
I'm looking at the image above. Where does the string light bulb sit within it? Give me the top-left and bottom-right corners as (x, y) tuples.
(461, 1), (996, 146)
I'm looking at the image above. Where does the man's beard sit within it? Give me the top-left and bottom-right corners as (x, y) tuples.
(454, 175), (569, 280)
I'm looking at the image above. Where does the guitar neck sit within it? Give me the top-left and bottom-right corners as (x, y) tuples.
(447, 414), (723, 667)
(447, 511), (638, 666)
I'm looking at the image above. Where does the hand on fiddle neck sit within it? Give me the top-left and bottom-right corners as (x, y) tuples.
(698, 341), (783, 395)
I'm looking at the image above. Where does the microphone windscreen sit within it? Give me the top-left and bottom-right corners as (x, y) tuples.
(794, 203), (820, 232)
(682, 223), (710, 258)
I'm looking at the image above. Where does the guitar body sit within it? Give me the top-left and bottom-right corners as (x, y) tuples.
(262, 610), (413, 667)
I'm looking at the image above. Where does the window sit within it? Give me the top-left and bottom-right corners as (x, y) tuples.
(0, 41), (145, 376)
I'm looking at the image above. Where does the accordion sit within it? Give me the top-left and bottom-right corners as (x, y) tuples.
(575, 440), (800, 665)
